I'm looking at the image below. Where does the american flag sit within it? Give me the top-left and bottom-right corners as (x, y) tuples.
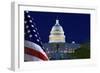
(24, 11), (48, 61)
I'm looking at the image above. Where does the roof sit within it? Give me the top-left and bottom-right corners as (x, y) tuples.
(43, 43), (80, 50)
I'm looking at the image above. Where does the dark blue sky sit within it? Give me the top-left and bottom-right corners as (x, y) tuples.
(28, 11), (90, 44)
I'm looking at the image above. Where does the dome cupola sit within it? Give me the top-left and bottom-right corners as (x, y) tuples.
(49, 19), (65, 43)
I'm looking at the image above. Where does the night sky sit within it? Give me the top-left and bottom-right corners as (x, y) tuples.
(27, 11), (90, 44)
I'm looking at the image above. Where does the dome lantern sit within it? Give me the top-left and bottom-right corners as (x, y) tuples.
(55, 19), (60, 25)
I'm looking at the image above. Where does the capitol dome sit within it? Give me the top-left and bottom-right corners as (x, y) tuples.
(49, 19), (65, 43)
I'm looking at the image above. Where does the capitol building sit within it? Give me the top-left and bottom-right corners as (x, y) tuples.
(43, 19), (80, 60)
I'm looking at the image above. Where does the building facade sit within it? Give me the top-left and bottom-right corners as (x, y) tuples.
(43, 19), (80, 60)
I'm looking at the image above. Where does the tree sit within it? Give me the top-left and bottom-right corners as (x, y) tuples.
(69, 42), (90, 59)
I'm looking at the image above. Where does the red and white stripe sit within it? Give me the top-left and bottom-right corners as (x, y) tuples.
(24, 40), (49, 61)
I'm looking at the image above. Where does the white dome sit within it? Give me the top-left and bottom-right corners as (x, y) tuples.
(51, 24), (64, 34)
(49, 19), (65, 43)
(50, 20), (64, 35)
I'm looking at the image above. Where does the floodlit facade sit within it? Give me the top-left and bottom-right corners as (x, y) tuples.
(43, 19), (80, 60)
